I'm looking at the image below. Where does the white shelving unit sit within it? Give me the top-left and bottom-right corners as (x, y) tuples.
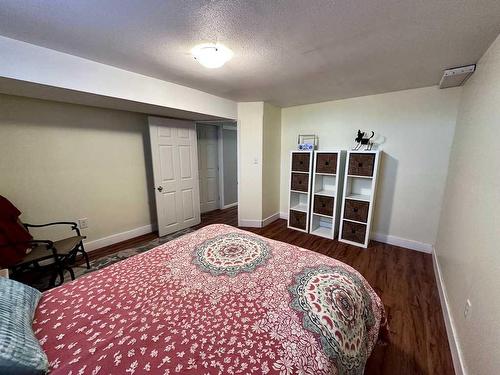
(309, 150), (346, 239)
(339, 150), (381, 248)
(287, 150), (313, 233)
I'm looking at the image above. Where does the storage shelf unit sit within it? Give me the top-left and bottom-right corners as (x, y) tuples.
(288, 151), (313, 232)
(309, 150), (346, 239)
(339, 150), (381, 248)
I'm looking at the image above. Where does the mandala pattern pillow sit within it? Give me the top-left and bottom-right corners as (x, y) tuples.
(0, 278), (48, 374)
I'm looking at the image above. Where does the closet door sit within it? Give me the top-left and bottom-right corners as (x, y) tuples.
(197, 124), (220, 213)
(149, 116), (201, 236)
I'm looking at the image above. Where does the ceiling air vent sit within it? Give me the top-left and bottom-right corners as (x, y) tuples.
(439, 64), (476, 89)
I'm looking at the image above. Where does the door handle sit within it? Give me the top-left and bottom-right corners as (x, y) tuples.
(157, 186), (163, 192)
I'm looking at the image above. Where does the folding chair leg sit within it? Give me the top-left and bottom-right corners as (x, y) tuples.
(80, 244), (90, 269)
(50, 255), (66, 287)
(66, 266), (75, 281)
(48, 270), (58, 288)
(56, 268), (65, 286)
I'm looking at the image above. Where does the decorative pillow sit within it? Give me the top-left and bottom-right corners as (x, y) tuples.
(0, 278), (48, 374)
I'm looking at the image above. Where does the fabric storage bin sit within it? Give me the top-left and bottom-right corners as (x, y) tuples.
(341, 220), (367, 244)
(316, 153), (337, 174)
(313, 195), (334, 216)
(348, 153), (375, 176)
(291, 153), (310, 172)
(344, 199), (370, 222)
(289, 210), (307, 230)
(291, 172), (309, 192)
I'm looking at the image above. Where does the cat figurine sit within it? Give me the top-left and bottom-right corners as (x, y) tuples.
(353, 130), (375, 150)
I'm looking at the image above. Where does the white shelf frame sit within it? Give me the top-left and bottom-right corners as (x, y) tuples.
(339, 150), (381, 248)
(290, 202), (308, 213)
(315, 189), (336, 197)
(344, 193), (371, 202)
(309, 150), (346, 239)
(287, 150), (313, 233)
(290, 189), (308, 194)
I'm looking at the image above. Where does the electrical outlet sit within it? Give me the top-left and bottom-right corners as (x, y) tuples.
(464, 299), (472, 319)
(78, 218), (89, 229)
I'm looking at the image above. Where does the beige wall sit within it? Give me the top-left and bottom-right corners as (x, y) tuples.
(237, 102), (282, 225)
(222, 126), (238, 206)
(0, 94), (154, 246)
(237, 102), (264, 224)
(435, 35), (500, 375)
(262, 103), (282, 219)
(280, 86), (462, 248)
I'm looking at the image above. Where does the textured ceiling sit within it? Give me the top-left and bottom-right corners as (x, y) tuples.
(0, 0), (499, 107)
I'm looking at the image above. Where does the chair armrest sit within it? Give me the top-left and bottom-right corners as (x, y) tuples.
(23, 221), (81, 236)
(23, 221), (78, 229)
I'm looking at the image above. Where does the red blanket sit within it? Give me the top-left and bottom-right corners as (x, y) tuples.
(0, 195), (32, 266)
(34, 224), (386, 374)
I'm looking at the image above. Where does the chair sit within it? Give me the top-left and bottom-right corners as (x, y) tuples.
(8, 222), (89, 288)
(0, 195), (90, 288)
(24, 221), (89, 268)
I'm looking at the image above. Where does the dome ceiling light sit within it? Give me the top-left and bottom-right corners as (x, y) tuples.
(191, 43), (233, 69)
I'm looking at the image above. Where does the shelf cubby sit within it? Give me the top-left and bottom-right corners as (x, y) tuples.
(314, 174), (336, 197)
(310, 214), (334, 238)
(344, 176), (373, 201)
(290, 191), (309, 212)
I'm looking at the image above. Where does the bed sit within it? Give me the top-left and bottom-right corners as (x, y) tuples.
(33, 224), (387, 374)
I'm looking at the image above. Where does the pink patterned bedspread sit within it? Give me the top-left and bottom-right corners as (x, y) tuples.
(34, 224), (386, 375)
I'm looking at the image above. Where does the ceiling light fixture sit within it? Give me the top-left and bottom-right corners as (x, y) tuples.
(191, 43), (233, 69)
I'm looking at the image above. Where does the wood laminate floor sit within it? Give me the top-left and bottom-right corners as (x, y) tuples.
(89, 206), (455, 375)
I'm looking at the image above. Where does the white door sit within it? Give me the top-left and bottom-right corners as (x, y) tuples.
(197, 124), (219, 213)
(149, 116), (201, 237)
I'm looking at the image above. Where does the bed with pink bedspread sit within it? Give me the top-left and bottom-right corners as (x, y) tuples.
(33, 224), (386, 375)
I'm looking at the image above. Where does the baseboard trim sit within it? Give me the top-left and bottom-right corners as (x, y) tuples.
(280, 212), (431, 253)
(238, 219), (262, 228)
(371, 232), (433, 253)
(222, 202), (238, 209)
(432, 251), (466, 375)
(262, 212), (280, 227)
(239, 212), (280, 228)
(83, 224), (154, 252)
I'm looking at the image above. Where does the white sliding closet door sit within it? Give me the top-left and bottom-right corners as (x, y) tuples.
(149, 116), (201, 237)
